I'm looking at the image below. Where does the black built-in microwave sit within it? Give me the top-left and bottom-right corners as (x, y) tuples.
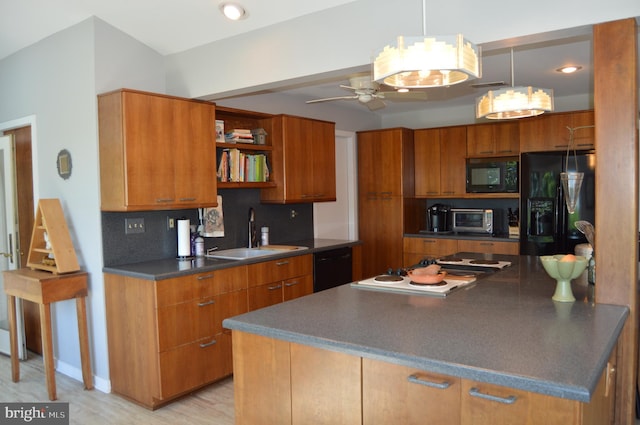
(466, 157), (518, 193)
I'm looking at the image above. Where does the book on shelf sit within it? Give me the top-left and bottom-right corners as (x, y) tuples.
(225, 128), (255, 144)
(216, 148), (270, 183)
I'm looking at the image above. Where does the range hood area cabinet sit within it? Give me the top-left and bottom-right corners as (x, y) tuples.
(260, 115), (336, 204)
(98, 89), (218, 211)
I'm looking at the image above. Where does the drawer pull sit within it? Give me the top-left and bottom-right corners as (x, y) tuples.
(468, 387), (517, 404)
(423, 239), (436, 244)
(285, 281), (300, 287)
(199, 339), (217, 348)
(198, 300), (215, 307)
(479, 242), (494, 246)
(407, 374), (451, 389)
(268, 284), (283, 291)
(179, 197), (196, 202)
(275, 261), (290, 266)
(197, 274), (214, 280)
(155, 198), (175, 203)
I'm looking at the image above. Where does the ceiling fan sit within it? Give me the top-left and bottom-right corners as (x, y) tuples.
(306, 75), (429, 111)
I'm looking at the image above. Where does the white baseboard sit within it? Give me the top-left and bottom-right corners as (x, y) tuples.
(55, 359), (111, 394)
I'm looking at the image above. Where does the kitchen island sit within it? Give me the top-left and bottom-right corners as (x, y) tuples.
(223, 253), (628, 425)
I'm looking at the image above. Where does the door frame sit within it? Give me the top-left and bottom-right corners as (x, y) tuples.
(0, 115), (39, 359)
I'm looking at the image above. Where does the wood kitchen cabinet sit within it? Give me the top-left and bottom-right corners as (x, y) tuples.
(457, 239), (519, 255)
(519, 110), (594, 152)
(363, 358), (461, 425)
(403, 236), (458, 266)
(104, 266), (247, 409)
(466, 121), (519, 157)
(260, 115), (336, 203)
(247, 254), (313, 311)
(357, 128), (423, 278)
(232, 331), (362, 425)
(414, 126), (467, 197)
(404, 237), (519, 265)
(232, 331), (616, 425)
(98, 89), (217, 211)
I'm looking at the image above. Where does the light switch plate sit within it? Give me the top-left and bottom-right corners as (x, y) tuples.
(125, 218), (145, 234)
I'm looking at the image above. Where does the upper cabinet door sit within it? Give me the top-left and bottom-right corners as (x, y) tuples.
(467, 122), (519, 157)
(519, 110), (594, 153)
(99, 89), (217, 211)
(261, 115), (336, 204)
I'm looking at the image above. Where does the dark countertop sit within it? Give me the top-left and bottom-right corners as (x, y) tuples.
(405, 232), (519, 242)
(223, 253), (628, 402)
(102, 238), (361, 280)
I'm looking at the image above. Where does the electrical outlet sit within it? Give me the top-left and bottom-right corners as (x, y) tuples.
(125, 218), (145, 234)
(167, 217), (175, 230)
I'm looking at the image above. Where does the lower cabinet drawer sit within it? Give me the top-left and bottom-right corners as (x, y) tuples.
(158, 332), (232, 399)
(457, 240), (519, 255)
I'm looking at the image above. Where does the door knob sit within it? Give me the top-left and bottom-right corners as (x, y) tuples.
(0, 251), (13, 261)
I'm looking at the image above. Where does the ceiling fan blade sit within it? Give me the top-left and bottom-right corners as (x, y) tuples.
(366, 99), (386, 111)
(306, 95), (358, 104)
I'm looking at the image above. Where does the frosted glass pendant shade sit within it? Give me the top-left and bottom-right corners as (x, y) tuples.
(560, 172), (584, 214)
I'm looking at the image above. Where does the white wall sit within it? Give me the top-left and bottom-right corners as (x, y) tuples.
(0, 18), (104, 383)
(0, 17), (165, 392)
(165, 0), (640, 103)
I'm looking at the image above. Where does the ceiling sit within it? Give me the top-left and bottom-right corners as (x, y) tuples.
(2, 0), (631, 117)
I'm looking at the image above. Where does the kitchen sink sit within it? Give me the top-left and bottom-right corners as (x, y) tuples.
(206, 246), (308, 260)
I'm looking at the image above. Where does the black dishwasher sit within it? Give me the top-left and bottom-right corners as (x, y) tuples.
(313, 247), (353, 292)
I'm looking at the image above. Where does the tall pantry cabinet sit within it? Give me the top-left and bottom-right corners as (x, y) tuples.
(357, 128), (423, 279)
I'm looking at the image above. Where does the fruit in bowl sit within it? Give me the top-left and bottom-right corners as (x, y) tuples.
(407, 264), (447, 285)
(539, 254), (588, 302)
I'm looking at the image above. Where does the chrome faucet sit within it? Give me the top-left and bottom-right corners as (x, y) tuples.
(248, 208), (257, 248)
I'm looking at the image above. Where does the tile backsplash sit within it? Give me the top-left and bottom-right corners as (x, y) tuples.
(101, 188), (313, 266)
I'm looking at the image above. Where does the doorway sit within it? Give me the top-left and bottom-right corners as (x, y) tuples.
(0, 134), (23, 357)
(0, 124), (35, 358)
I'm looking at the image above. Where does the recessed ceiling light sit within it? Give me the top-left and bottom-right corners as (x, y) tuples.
(220, 3), (246, 21)
(397, 88), (409, 93)
(556, 65), (582, 74)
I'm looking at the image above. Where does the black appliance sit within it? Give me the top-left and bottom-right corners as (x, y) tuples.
(427, 204), (451, 232)
(466, 157), (519, 193)
(313, 247), (353, 292)
(520, 150), (595, 256)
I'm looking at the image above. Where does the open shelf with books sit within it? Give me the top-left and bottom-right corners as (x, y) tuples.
(214, 106), (275, 188)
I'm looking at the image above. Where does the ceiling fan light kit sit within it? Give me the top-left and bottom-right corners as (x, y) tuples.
(373, 34), (481, 88)
(476, 86), (554, 119)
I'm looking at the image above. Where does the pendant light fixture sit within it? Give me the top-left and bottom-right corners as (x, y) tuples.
(560, 125), (593, 214)
(476, 48), (554, 119)
(372, 0), (481, 89)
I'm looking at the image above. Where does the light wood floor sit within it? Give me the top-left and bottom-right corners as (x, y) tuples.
(0, 352), (235, 424)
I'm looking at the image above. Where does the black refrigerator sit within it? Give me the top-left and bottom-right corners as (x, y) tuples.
(520, 150), (595, 256)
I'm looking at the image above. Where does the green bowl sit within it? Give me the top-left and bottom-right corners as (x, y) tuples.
(540, 255), (588, 302)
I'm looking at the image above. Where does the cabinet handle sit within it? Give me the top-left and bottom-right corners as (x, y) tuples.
(479, 150), (493, 154)
(577, 143), (594, 147)
(179, 197), (196, 202)
(423, 239), (436, 244)
(554, 144), (569, 149)
(407, 374), (451, 389)
(285, 280), (300, 287)
(197, 274), (214, 280)
(497, 149), (514, 153)
(275, 261), (290, 266)
(478, 242), (494, 246)
(199, 339), (217, 348)
(155, 198), (175, 203)
(468, 387), (517, 404)
(442, 191), (455, 194)
(198, 300), (215, 307)
(268, 284), (283, 291)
